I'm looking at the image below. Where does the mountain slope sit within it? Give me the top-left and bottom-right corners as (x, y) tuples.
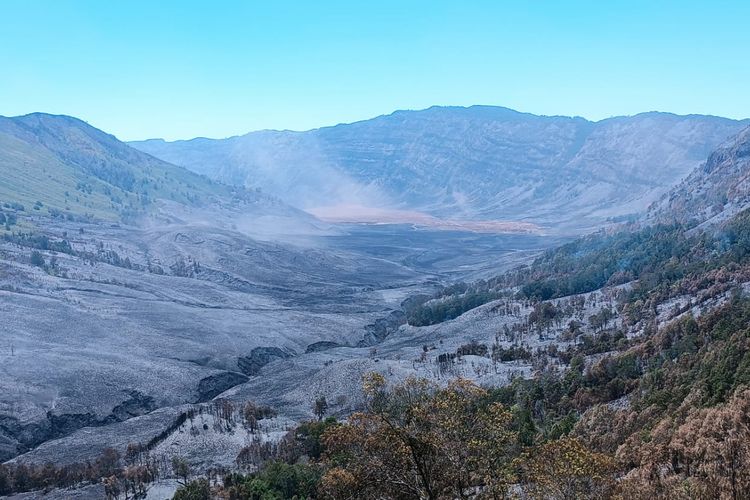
(11, 126), (750, 498)
(648, 125), (750, 225)
(0, 113), (251, 222)
(131, 106), (749, 231)
(0, 114), (434, 465)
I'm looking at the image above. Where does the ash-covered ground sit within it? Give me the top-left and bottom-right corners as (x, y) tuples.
(0, 204), (561, 468)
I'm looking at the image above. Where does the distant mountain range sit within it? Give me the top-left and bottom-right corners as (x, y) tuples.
(131, 106), (750, 232)
(3, 107), (747, 234)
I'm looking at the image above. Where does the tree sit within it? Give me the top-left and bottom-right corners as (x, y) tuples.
(30, 250), (45, 268)
(221, 463), (321, 499)
(96, 448), (121, 478)
(295, 418), (338, 460)
(516, 405), (537, 446)
(0, 466), (10, 496)
(620, 390), (750, 500)
(173, 478), (210, 500)
(243, 402), (260, 433)
(320, 374), (517, 499)
(256, 462), (320, 499)
(122, 464), (153, 498)
(103, 475), (121, 500)
(521, 437), (615, 499)
(124, 442), (143, 466)
(313, 395), (328, 421)
(171, 456), (191, 486)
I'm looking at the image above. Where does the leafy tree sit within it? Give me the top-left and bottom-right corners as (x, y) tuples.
(320, 374), (517, 499)
(516, 406), (537, 447)
(222, 463), (321, 499)
(173, 478), (210, 500)
(295, 418), (338, 460)
(520, 437), (615, 499)
(313, 396), (328, 421)
(29, 250), (45, 268)
(172, 456), (191, 486)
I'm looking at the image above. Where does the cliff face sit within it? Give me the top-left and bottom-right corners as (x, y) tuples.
(649, 126), (750, 225)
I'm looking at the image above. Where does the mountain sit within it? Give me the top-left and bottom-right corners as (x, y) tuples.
(1, 113), (541, 469)
(0, 113), (253, 222)
(287, 129), (750, 498)
(5, 112), (750, 499)
(131, 106), (750, 231)
(648, 125), (750, 225)
(6, 118), (750, 499)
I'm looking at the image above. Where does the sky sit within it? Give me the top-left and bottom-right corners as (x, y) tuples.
(1, 1), (749, 141)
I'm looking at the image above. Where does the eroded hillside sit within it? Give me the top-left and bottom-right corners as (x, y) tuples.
(132, 106), (750, 231)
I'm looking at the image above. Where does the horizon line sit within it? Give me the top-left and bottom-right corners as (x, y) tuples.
(4, 104), (749, 144)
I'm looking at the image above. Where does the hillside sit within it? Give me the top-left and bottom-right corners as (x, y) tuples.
(0, 113), (252, 223)
(4, 118), (750, 499)
(346, 127), (750, 497)
(648, 125), (750, 225)
(131, 106), (750, 231)
(1, 112), (559, 481)
(5, 126), (750, 499)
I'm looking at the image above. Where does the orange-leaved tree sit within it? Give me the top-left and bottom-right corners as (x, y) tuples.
(319, 373), (517, 499)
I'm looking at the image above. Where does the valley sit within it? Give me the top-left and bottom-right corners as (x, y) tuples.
(132, 106), (750, 232)
(5, 2), (750, 497)
(1, 109), (750, 499)
(306, 205), (540, 234)
(0, 195), (559, 467)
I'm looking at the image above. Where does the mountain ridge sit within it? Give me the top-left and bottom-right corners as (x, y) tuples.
(5, 112), (750, 499)
(648, 124), (750, 225)
(131, 106), (747, 143)
(130, 105), (750, 232)
(0, 112), (284, 224)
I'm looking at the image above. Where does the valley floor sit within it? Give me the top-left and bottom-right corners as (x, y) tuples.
(0, 209), (559, 472)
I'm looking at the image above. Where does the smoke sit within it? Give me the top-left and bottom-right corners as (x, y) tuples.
(230, 132), (391, 211)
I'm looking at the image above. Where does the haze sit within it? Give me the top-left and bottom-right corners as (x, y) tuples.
(3, 3), (750, 499)
(0, 0), (748, 140)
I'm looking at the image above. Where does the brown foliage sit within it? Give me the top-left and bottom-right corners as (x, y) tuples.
(520, 437), (615, 499)
(612, 389), (750, 499)
(320, 375), (517, 499)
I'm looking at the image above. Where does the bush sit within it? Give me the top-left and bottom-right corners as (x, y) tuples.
(30, 250), (45, 268)
(222, 463), (321, 499)
(295, 418), (338, 460)
(173, 478), (210, 500)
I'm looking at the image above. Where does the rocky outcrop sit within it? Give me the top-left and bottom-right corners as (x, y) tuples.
(649, 126), (750, 225)
(237, 347), (294, 376)
(305, 341), (343, 353)
(194, 372), (249, 402)
(0, 390), (158, 462)
(0, 432), (18, 462)
(109, 390), (157, 421)
(358, 310), (406, 346)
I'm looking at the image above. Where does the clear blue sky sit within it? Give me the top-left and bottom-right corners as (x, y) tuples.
(1, 1), (749, 141)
